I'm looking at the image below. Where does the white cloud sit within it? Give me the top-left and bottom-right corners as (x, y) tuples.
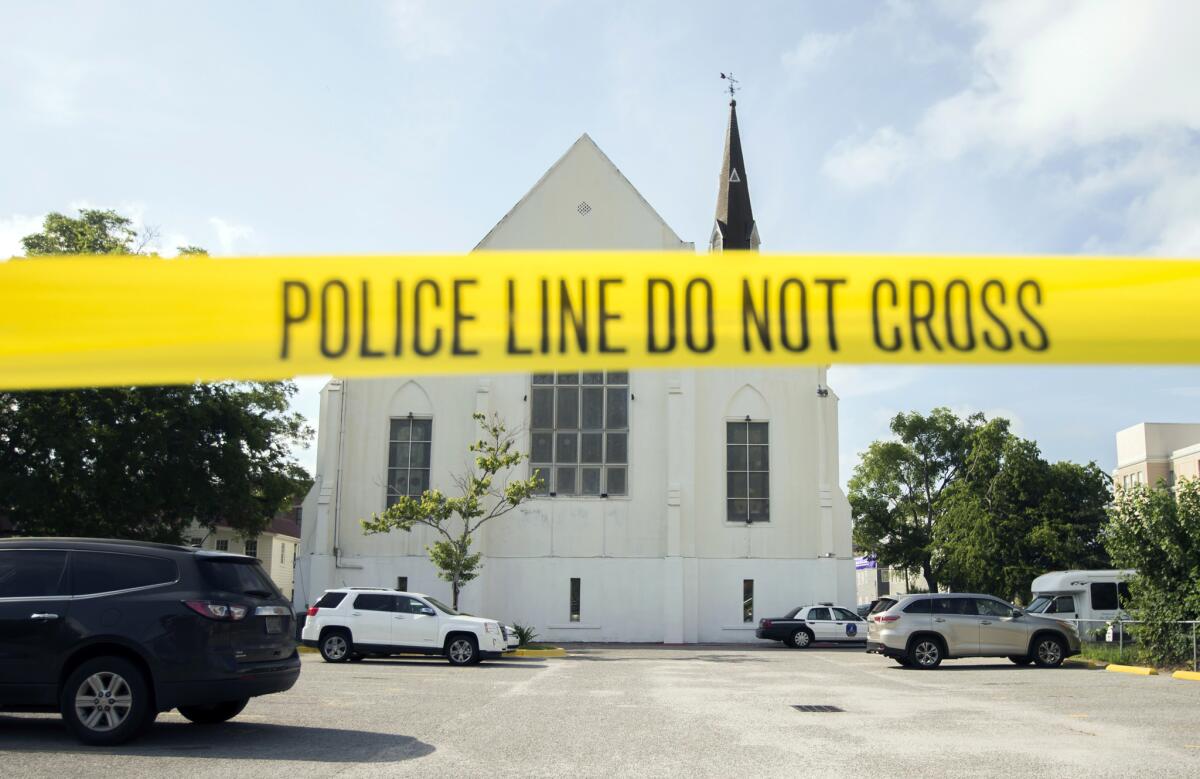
(919, 1), (1200, 158)
(781, 31), (850, 76)
(822, 127), (913, 190)
(208, 217), (254, 256)
(0, 213), (46, 259)
(821, 1), (1200, 254)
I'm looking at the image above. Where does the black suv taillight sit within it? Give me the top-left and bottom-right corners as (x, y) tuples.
(184, 600), (249, 621)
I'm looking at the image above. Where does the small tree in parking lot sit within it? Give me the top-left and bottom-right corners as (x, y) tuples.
(360, 413), (539, 609)
(1105, 479), (1200, 667)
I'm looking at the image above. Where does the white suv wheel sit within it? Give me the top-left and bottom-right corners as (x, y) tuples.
(448, 638), (476, 665)
(322, 634), (349, 662)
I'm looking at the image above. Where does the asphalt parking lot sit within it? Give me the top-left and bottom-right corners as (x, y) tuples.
(2, 645), (1199, 777)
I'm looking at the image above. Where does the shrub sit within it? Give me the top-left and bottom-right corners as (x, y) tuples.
(1105, 479), (1200, 667)
(512, 624), (538, 647)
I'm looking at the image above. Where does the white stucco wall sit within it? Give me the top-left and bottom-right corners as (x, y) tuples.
(295, 132), (856, 642)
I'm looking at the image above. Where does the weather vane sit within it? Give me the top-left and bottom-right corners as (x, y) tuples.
(720, 72), (739, 99)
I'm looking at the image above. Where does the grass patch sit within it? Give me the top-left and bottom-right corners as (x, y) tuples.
(1079, 643), (1149, 666)
(519, 643), (560, 651)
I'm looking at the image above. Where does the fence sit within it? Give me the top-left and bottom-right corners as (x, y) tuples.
(1058, 618), (1198, 672)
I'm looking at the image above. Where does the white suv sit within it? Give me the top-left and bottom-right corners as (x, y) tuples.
(301, 588), (508, 666)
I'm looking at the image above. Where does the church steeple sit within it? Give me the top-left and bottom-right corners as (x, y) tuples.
(711, 81), (759, 252)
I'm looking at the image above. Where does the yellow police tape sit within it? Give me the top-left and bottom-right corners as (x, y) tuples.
(1, 252), (1199, 389)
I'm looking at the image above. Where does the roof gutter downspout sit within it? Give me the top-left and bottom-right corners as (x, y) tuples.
(333, 378), (362, 570)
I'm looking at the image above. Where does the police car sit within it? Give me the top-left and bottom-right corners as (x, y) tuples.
(755, 603), (869, 648)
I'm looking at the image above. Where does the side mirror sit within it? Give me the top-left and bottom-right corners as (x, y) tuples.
(1011, 610), (1023, 619)
(420, 607), (436, 616)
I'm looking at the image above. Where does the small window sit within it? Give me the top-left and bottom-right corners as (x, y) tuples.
(903, 598), (932, 614)
(808, 607), (831, 621)
(833, 607), (861, 621)
(197, 558), (279, 596)
(0, 550), (69, 598)
(315, 591), (347, 608)
(742, 579), (754, 623)
(870, 598), (897, 615)
(354, 593), (393, 612)
(387, 417), (433, 507)
(71, 552), (178, 596)
(243, 539), (258, 559)
(933, 597), (978, 615)
(281, 544), (285, 564)
(1091, 582), (1119, 611)
(215, 539), (229, 552)
(396, 576), (408, 592)
(975, 598), (1015, 618)
(570, 577), (581, 622)
(188, 537), (203, 548)
(394, 595), (427, 614)
(727, 420), (769, 522)
(1053, 595), (1076, 614)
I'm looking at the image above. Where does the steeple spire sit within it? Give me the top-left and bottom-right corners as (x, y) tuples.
(711, 76), (759, 252)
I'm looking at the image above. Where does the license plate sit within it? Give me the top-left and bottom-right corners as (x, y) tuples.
(264, 616), (283, 634)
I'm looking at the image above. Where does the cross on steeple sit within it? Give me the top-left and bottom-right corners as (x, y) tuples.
(720, 72), (739, 101)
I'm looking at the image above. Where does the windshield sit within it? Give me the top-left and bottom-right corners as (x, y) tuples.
(869, 598), (897, 615)
(197, 558), (282, 599)
(425, 596), (459, 615)
(1026, 596), (1053, 613)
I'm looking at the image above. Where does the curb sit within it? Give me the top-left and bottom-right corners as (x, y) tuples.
(1065, 657), (1107, 669)
(1172, 670), (1200, 682)
(1106, 663), (1157, 676)
(508, 647), (566, 658)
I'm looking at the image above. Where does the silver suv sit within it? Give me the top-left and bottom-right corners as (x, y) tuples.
(866, 593), (1081, 669)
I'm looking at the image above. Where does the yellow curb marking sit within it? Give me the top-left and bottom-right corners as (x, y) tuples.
(1106, 664), (1157, 676)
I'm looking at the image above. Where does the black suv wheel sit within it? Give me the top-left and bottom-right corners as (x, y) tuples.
(61, 656), (155, 746)
(1032, 635), (1066, 668)
(320, 630), (352, 663)
(178, 698), (249, 724)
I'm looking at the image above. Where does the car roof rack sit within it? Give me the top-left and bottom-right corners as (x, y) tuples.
(346, 587), (391, 591)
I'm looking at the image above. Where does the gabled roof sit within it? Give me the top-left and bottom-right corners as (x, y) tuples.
(711, 100), (758, 251)
(474, 133), (691, 251)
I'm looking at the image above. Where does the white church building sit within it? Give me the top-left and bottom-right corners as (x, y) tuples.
(294, 100), (855, 642)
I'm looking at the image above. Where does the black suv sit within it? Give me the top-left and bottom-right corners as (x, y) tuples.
(0, 538), (300, 745)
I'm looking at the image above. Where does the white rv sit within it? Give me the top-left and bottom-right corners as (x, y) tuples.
(1028, 570), (1135, 633)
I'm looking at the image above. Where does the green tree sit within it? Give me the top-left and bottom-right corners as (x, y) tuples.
(0, 209), (312, 543)
(936, 431), (1111, 602)
(850, 408), (993, 592)
(361, 413), (539, 609)
(1105, 479), (1200, 667)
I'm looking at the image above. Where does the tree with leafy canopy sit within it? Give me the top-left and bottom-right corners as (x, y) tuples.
(0, 209), (313, 543)
(361, 413), (539, 609)
(935, 429), (1111, 602)
(850, 408), (993, 592)
(1105, 479), (1200, 667)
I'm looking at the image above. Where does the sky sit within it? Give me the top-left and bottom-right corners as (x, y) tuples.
(3, 1), (1200, 487)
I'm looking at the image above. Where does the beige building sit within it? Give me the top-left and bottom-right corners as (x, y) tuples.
(1114, 422), (1200, 490)
(185, 514), (302, 600)
(855, 559), (932, 603)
